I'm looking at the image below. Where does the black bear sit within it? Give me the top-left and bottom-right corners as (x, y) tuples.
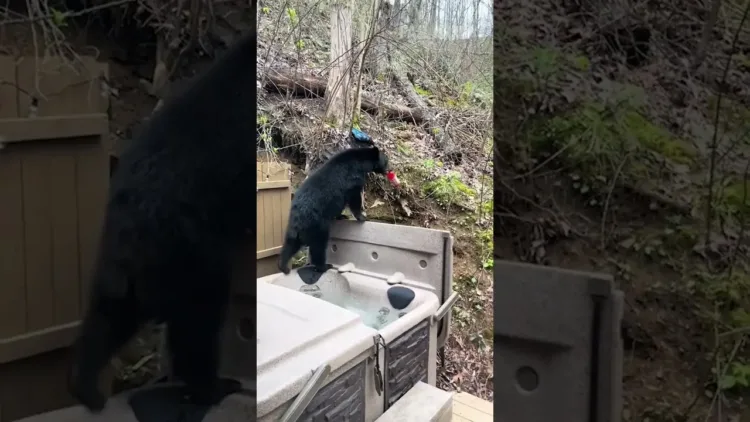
(68, 32), (257, 413)
(278, 146), (390, 275)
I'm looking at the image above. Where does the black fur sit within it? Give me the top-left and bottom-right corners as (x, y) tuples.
(68, 32), (257, 413)
(278, 147), (389, 274)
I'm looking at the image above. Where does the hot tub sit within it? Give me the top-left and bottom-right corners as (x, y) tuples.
(256, 220), (457, 422)
(256, 268), (446, 421)
(256, 221), (457, 422)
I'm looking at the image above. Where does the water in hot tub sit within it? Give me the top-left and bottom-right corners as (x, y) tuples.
(298, 270), (400, 330)
(342, 297), (400, 330)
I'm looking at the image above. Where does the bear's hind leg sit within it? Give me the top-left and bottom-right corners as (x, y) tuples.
(69, 304), (142, 412)
(167, 284), (240, 406)
(278, 235), (302, 274)
(308, 228), (333, 273)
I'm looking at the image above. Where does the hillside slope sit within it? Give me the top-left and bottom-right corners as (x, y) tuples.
(498, 0), (750, 419)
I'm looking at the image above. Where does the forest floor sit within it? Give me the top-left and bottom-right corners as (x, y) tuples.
(497, 0), (750, 420)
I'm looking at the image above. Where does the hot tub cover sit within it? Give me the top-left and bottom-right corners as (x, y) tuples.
(256, 282), (377, 417)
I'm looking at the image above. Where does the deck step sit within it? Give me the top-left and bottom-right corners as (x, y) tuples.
(453, 392), (493, 422)
(375, 382), (453, 422)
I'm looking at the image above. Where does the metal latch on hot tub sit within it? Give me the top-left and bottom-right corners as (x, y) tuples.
(371, 335), (386, 396)
(431, 291), (459, 324)
(279, 363), (331, 422)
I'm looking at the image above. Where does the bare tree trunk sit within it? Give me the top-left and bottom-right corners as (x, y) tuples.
(409, 0), (421, 30)
(324, 0), (354, 127)
(456, 0), (465, 38)
(472, 0), (479, 38)
(691, 0), (722, 73)
(428, 0), (437, 35)
(353, 0), (380, 124)
(446, 0), (453, 39)
(364, 0), (390, 76)
(393, 0), (402, 34)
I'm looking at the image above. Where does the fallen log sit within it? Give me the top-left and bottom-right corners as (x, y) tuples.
(389, 70), (462, 163)
(262, 69), (430, 124)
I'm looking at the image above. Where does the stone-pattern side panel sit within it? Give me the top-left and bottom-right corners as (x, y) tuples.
(385, 320), (430, 408)
(299, 360), (366, 422)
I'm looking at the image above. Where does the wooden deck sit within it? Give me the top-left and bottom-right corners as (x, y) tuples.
(453, 392), (493, 422)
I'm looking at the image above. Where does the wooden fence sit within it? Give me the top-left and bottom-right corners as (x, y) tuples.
(0, 55), (111, 421)
(256, 161), (292, 277)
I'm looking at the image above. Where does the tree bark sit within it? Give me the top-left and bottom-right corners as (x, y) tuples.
(390, 71), (462, 163)
(393, 0), (402, 34)
(408, 0), (421, 30)
(352, 0), (380, 125)
(364, 0), (391, 76)
(428, 0), (437, 35)
(690, 0), (722, 73)
(324, 0), (354, 127)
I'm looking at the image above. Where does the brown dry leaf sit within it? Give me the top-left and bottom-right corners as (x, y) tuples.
(398, 199), (412, 216)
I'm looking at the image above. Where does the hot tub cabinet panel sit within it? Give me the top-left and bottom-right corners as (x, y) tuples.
(385, 320), (430, 408)
(256, 282), (377, 419)
(298, 361), (367, 422)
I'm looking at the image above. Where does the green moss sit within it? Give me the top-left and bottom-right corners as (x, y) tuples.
(458, 81), (474, 103)
(478, 229), (494, 267)
(718, 361), (750, 392)
(399, 161), (431, 187)
(621, 111), (696, 164)
(480, 198), (493, 215)
(423, 171), (475, 205)
(396, 141), (412, 156)
(414, 86), (431, 97)
(286, 8), (298, 25)
(478, 229), (492, 247)
(534, 100), (696, 176)
(567, 54), (591, 71)
(422, 159), (443, 170)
